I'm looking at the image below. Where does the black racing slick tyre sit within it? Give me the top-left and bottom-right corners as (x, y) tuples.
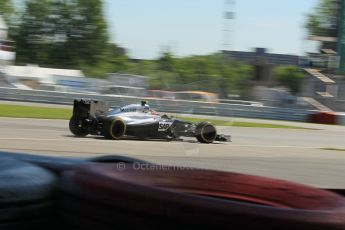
(195, 122), (217, 143)
(69, 116), (88, 137)
(103, 118), (126, 140)
(0, 157), (58, 229)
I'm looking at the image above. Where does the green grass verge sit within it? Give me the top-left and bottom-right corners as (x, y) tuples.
(176, 116), (308, 129)
(321, 148), (345, 152)
(0, 104), (306, 129)
(0, 104), (71, 120)
(232, 121), (308, 129)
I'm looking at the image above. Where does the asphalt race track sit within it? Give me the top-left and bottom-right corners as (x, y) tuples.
(1, 117), (345, 189)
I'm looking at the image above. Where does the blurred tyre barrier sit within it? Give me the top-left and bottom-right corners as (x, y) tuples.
(0, 87), (314, 121)
(309, 111), (337, 125)
(0, 157), (58, 230)
(59, 163), (345, 230)
(2, 151), (345, 229)
(328, 189), (345, 197)
(89, 155), (149, 164)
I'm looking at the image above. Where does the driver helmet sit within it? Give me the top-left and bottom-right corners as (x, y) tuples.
(141, 101), (150, 112)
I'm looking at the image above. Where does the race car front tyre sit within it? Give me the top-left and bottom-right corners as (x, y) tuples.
(195, 122), (217, 143)
(69, 116), (88, 137)
(103, 118), (126, 140)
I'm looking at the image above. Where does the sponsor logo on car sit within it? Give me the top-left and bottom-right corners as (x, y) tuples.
(158, 121), (173, 131)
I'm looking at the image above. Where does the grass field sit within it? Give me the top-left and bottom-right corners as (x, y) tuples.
(0, 104), (307, 129)
(0, 104), (71, 120)
(176, 117), (308, 129)
(321, 148), (345, 152)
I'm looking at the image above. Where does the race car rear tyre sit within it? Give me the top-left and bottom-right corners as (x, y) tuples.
(69, 116), (88, 137)
(103, 118), (126, 140)
(195, 122), (217, 143)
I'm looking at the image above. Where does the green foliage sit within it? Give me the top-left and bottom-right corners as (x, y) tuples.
(275, 66), (304, 95)
(0, 0), (14, 21)
(158, 51), (175, 72)
(106, 43), (131, 73)
(15, 0), (51, 64)
(7, 0), (253, 95)
(0, 0), (18, 37)
(14, 0), (115, 78)
(306, 0), (340, 36)
(127, 52), (253, 98)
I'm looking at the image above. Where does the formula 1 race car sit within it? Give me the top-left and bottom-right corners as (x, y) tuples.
(69, 99), (231, 143)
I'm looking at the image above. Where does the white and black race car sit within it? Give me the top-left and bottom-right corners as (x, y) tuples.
(69, 99), (230, 143)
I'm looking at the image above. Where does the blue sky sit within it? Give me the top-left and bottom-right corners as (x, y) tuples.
(104, 0), (318, 59)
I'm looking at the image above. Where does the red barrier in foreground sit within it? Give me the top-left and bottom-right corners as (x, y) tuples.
(309, 112), (337, 125)
(60, 163), (345, 230)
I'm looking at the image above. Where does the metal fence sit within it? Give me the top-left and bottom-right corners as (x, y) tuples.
(0, 87), (315, 121)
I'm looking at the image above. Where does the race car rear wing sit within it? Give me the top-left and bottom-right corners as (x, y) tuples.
(72, 99), (107, 119)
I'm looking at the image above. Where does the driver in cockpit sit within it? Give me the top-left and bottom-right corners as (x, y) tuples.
(141, 101), (157, 115)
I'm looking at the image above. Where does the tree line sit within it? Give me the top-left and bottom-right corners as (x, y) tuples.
(0, 0), (257, 97)
(1, 0), (318, 97)
(2, 0), (120, 77)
